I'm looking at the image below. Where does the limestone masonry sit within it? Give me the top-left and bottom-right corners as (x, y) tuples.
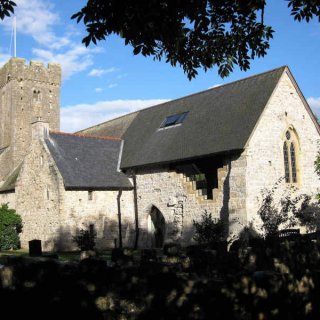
(0, 58), (319, 250)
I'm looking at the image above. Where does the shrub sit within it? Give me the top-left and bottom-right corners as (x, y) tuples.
(73, 227), (96, 251)
(0, 203), (22, 250)
(193, 211), (225, 245)
(314, 150), (320, 178)
(238, 222), (262, 247)
(257, 179), (311, 237)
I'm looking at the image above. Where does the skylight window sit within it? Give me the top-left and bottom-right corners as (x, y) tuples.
(160, 112), (188, 128)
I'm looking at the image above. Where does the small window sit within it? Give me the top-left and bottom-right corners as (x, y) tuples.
(46, 188), (50, 200)
(33, 90), (40, 102)
(88, 191), (93, 201)
(160, 112), (188, 128)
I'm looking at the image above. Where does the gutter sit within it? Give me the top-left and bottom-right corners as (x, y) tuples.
(117, 189), (123, 248)
(133, 172), (139, 249)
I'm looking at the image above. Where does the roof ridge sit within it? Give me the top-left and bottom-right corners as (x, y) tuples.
(140, 65), (287, 111)
(78, 66), (287, 132)
(50, 131), (122, 141)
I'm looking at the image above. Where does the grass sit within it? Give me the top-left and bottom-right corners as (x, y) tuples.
(0, 249), (116, 264)
(0, 248), (142, 264)
(0, 248), (28, 264)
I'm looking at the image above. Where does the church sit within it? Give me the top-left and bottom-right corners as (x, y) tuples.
(0, 57), (319, 250)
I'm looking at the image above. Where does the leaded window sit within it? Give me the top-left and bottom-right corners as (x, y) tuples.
(283, 142), (290, 183)
(283, 129), (299, 184)
(290, 143), (297, 183)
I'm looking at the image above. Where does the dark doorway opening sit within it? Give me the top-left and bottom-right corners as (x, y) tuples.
(148, 206), (166, 248)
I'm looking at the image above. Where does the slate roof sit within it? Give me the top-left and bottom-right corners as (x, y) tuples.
(119, 66), (286, 168)
(77, 66), (315, 170)
(0, 147), (7, 156)
(0, 164), (22, 193)
(45, 132), (133, 190)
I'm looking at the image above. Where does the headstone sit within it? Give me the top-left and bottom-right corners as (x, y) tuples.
(29, 239), (42, 257)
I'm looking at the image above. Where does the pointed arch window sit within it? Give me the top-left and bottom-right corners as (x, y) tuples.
(283, 129), (299, 184)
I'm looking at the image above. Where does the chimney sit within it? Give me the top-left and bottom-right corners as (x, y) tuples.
(31, 117), (49, 140)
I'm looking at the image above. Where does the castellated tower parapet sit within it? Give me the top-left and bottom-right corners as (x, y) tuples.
(0, 58), (61, 181)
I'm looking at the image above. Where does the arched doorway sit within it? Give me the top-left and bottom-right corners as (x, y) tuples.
(147, 206), (166, 248)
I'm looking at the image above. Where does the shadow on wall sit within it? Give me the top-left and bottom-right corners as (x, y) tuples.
(220, 162), (231, 238)
(45, 218), (136, 252)
(41, 163), (237, 252)
(44, 220), (197, 252)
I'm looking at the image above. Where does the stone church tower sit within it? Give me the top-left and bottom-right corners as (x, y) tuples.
(0, 58), (61, 181)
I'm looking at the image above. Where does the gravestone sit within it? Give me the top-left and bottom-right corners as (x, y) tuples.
(29, 239), (42, 257)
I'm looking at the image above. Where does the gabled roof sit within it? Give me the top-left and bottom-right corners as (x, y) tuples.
(45, 132), (132, 190)
(0, 147), (7, 156)
(78, 66), (289, 169)
(81, 66), (320, 169)
(119, 66), (286, 168)
(0, 164), (22, 193)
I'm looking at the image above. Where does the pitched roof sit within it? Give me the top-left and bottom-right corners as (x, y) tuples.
(0, 147), (7, 156)
(78, 66), (286, 169)
(45, 132), (133, 190)
(0, 164), (22, 193)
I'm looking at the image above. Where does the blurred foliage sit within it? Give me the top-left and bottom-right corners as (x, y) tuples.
(257, 179), (316, 237)
(0, 203), (22, 250)
(71, 0), (320, 79)
(193, 210), (225, 244)
(72, 228), (97, 251)
(2, 236), (320, 319)
(0, 0), (15, 20)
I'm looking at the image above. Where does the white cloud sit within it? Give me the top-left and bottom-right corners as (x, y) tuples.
(108, 83), (118, 89)
(88, 67), (117, 77)
(0, 53), (12, 67)
(95, 88), (103, 92)
(61, 99), (170, 132)
(308, 97), (320, 112)
(1, 0), (66, 49)
(0, 0), (103, 80)
(208, 83), (222, 89)
(33, 45), (100, 80)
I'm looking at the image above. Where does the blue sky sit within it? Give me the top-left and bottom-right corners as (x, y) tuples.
(0, 0), (319, 132)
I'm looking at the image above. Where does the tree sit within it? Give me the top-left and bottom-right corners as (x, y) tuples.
(314, 151), (320, 200)
(1, 1), (320, 79)
(0, 0), (15, 20)
(0, 203), (22, 250)
(193, 211), (225, 244)
(71, 0), (320, 79)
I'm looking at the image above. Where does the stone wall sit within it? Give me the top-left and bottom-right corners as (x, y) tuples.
(15, 127), (135, 251)
(0, 58), (61, 182)
(134, 154), (247, 247)
(0, 191), (16, 209)
(15, 137), (62, 250)
(60, 189), (135, 250)
(246, 71), (320, 227)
